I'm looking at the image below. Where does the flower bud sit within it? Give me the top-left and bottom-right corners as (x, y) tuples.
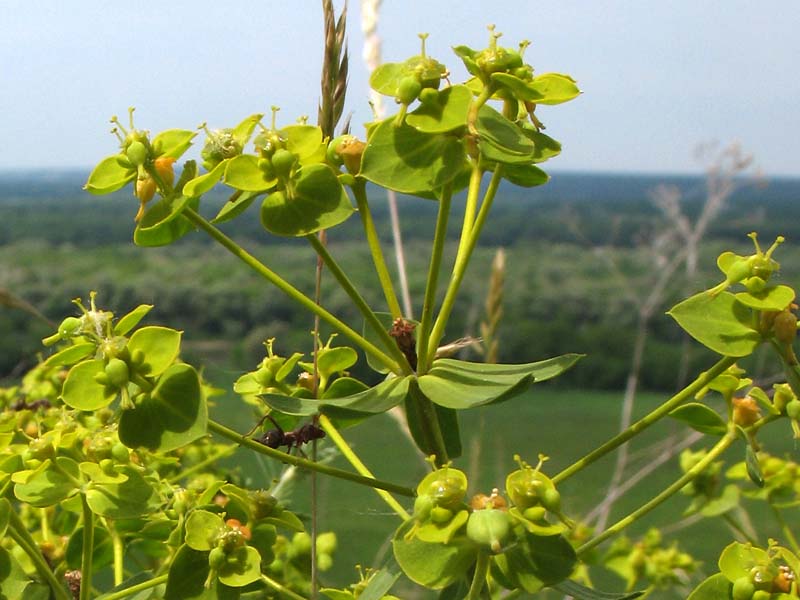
(466, 508), (511, 553)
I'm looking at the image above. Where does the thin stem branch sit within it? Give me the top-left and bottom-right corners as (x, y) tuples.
(351, 179), (403, 318)
(553, 355), (738, 484)
(722, 512), (760, 546)
(306, 233), (413, 374)
(466, 550), (490, 600)
(416, 184), (453, 373)
(7, 520), (71, 600)
(771, 504), (800, 554)
(206, 419), (414, 496)
(577, 429), (737, 556)
(425, 167), (503, 368)
(97, 574), (169, 600)
(180, 207), (400, 374)
(80, 495), (95, 600)
(318, 414), (411, 520)
(262, 574), (308, 600)
(166, 444), (238, 484)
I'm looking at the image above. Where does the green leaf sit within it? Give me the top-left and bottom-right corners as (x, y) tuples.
(128, 326), (182, 377)
(260, 164), (354, 236)
(497, 162), (549, 187)
(114, 304), (154, 336)
(405, 85), (472, 133)
(668, 403), (727, 435)
(0, 499), (9, 537)
(212, 191), (261, 224)
(185, 510), (224, 551)
(369, 63), (406, 95)
(523, 128), (563, 163)
(85, 465), (158, 518)
(668, 291), (761, 357)
(700, 484), (740, 517)
(355, 558), (402, 600)
(551, 580), (645, 599)
(224, 155), (275, 192)
(80, 462), (128, 484)
(14, 457), (81, 507)
(217, 546), (262, 587)
(283, 124), (324, 160)
(416, 509), (469, 544)
(491, 72), (580, 105)
(43, 342), (96, 368)
(392, 520), (477, 589)
(261, 375), (411, 421)
(184, 161), (227, 198)
(417, 355), (582, 409)
(165, 544), (240, 600)
(360, 117), (467, 197)
(118, 363), (206, 452)
(475, 104), (535, 164)
(0, 545), (35, 599)
(735, 284), (795, 311)
(322, 377), (369, 399)
(687, 573), (732, 599)
(152, 129), (196, 159)
(718, 541), (769, 582)
(134, 195), (199, 247)
(317, 347), (358, 380)
(96, 573), (164, 600)
(745, 445), (764, 487)
(85, 155), (136, 195)
(492, 531), (577, 593)
(61, 359), (117, 410)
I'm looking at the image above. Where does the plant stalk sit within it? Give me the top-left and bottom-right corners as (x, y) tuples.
(80, 494), (95, 600)
(318, 414), (411, 520)
(466, 550), (490, 600)
(206, 419), (414, 496)
(262, 574), (308, 600)
(771, 504), (800, 554)
(416, 183), (453, 374)
(577, 428), (737, 556)
(553, 355), (737, 484)
(425, 167), (503, 368)
(7, 519), (71, 600)
(306, 233), (413, 374)
(351, 179), (403, 318)
(181, 207), (400, 374)
(166, 444), (238, 485)
(98, 574), (169, 600)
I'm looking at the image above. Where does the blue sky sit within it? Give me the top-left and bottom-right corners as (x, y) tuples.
(2, 1), (798, 175)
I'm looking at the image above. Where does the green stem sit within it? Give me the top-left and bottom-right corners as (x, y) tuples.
(351, 179), (403, 319)
(577, 429), (737, 556)
(261, 574), (308, 600)
(771, 504), (800, 554)
(80, 495), (95, 600)
(466, 550), (490, 600)
(181, 207), (400, 375)
(318, 414), (411, 520)
(206, 419), (414, 496)
(425, 167), (503, 368)
(103, 519), (125, 586)
(306, 233), (413, 374)
(408, 382), (449, 466)
(722, 512), (759, 546)
(98, 574), (169, 600)
(7, 520), (71, 600)
(416, 183), (453, 373)
(553, 355), (737, 484)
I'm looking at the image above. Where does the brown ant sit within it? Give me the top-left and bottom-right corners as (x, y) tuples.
(249, 414), (325, 454)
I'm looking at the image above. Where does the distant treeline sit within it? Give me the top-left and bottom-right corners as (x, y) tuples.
(1, 170), (798, 390)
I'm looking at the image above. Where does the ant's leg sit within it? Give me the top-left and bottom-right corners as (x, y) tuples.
(244, 413), (282, 437)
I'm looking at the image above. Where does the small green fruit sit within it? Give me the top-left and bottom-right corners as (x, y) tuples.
(786, 399), (800, 420)
(254, 367), (273, 387)
(316, 532), (337, 555)
(522, 506), (547, 522)
(105, 358), (130, 388)
(395, 76), (422, 105)
(418, 87), (440, 107)
(58, 317), (83, 338)
(126, 141), (148, 167)
(751, 591), (770, 600)
(466, 509), (511, 553)
(541, 488), (562, 513)
(429, 506), (453, 524)
(111, 442), (129, 463)
(208, 546), (226, 571)
(731, 576), (755, 600)
(270, 149), (296, 179)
